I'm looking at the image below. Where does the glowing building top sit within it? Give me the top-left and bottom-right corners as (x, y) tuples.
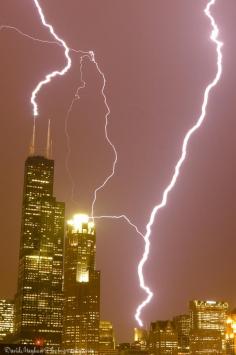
(63, 213), (100, 354)
(189, 300), (229, 354)
(67, 213), (95, 235)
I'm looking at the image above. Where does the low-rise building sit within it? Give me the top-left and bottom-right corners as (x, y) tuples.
(149, 320), (178, 354)
(0, 299), (14, 342)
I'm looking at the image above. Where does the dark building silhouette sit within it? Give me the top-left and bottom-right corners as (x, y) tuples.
(63, 214), (100, 355)
(14, 153), (64, 348)
(117, 343), (148, 355)
(149, 320), (178, 354)
(189, 300), (228, 354)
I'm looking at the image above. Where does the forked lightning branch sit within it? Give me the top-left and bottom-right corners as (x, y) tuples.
(0, 0), (223, 328)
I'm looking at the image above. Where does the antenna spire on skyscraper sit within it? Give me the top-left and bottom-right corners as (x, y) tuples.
(46, 119), (51, 158)
(50, 139), (53, 159)
(29, 117), (36, 156)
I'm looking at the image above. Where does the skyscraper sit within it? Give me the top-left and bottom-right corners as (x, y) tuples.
(189, 300), (228, 354)
(14, 150), (64, 347)
(63, 214), (100, 355)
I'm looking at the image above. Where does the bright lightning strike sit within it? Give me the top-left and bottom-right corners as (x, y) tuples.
(31, 0), (117, 215)
(135, 0), (223, 327)
(1, 17), (118, 217)
(31, 0), (72, 117)
(0, 0), (224, 330)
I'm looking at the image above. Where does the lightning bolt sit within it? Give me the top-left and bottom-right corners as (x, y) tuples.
(135, 0), (223, 326)
(31, 0), (72, 118)
(0, 25), (60, 46)
(64, 50), (118, 215)
(30, 0), (118, 211)
(93, 215), (144, 238)
(64, 52), (93, 206)
(90, 60), (118, 218)
(0, 24), (90, 56)
(0, 5), (117, 211)
(0, 9), (118, 212)
(1, 0), (224, 330)
(31, 0), (117, 215)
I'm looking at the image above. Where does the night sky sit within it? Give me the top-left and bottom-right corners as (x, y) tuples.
(0, 0), (235, 342)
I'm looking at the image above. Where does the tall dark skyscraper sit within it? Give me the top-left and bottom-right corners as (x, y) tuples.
(14, 149), (65, 347)
(63, 214), (100, 355)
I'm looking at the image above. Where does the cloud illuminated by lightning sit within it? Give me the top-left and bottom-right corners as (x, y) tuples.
(135, 0), (224, 326)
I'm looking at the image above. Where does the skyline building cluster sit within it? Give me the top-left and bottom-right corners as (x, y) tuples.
(0, 123), (102, 354)
(116, 301), (236, 355)
(0, 127), (234, 354)
(11, 144), (101, 354)
(1, 295), (236, 354)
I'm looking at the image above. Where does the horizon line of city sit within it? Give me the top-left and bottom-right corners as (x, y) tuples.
(0, 148), (235, 354)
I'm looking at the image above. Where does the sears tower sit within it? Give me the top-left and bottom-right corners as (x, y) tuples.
(14, 122), (65, 347)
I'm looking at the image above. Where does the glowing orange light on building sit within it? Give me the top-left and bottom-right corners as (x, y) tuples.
(34, 338), (45, 347)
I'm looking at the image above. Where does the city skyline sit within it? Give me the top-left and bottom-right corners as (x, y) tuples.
(0, 147), (235, 347)
(0, 0), (235, 342)
(1, 292), (236, 353)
